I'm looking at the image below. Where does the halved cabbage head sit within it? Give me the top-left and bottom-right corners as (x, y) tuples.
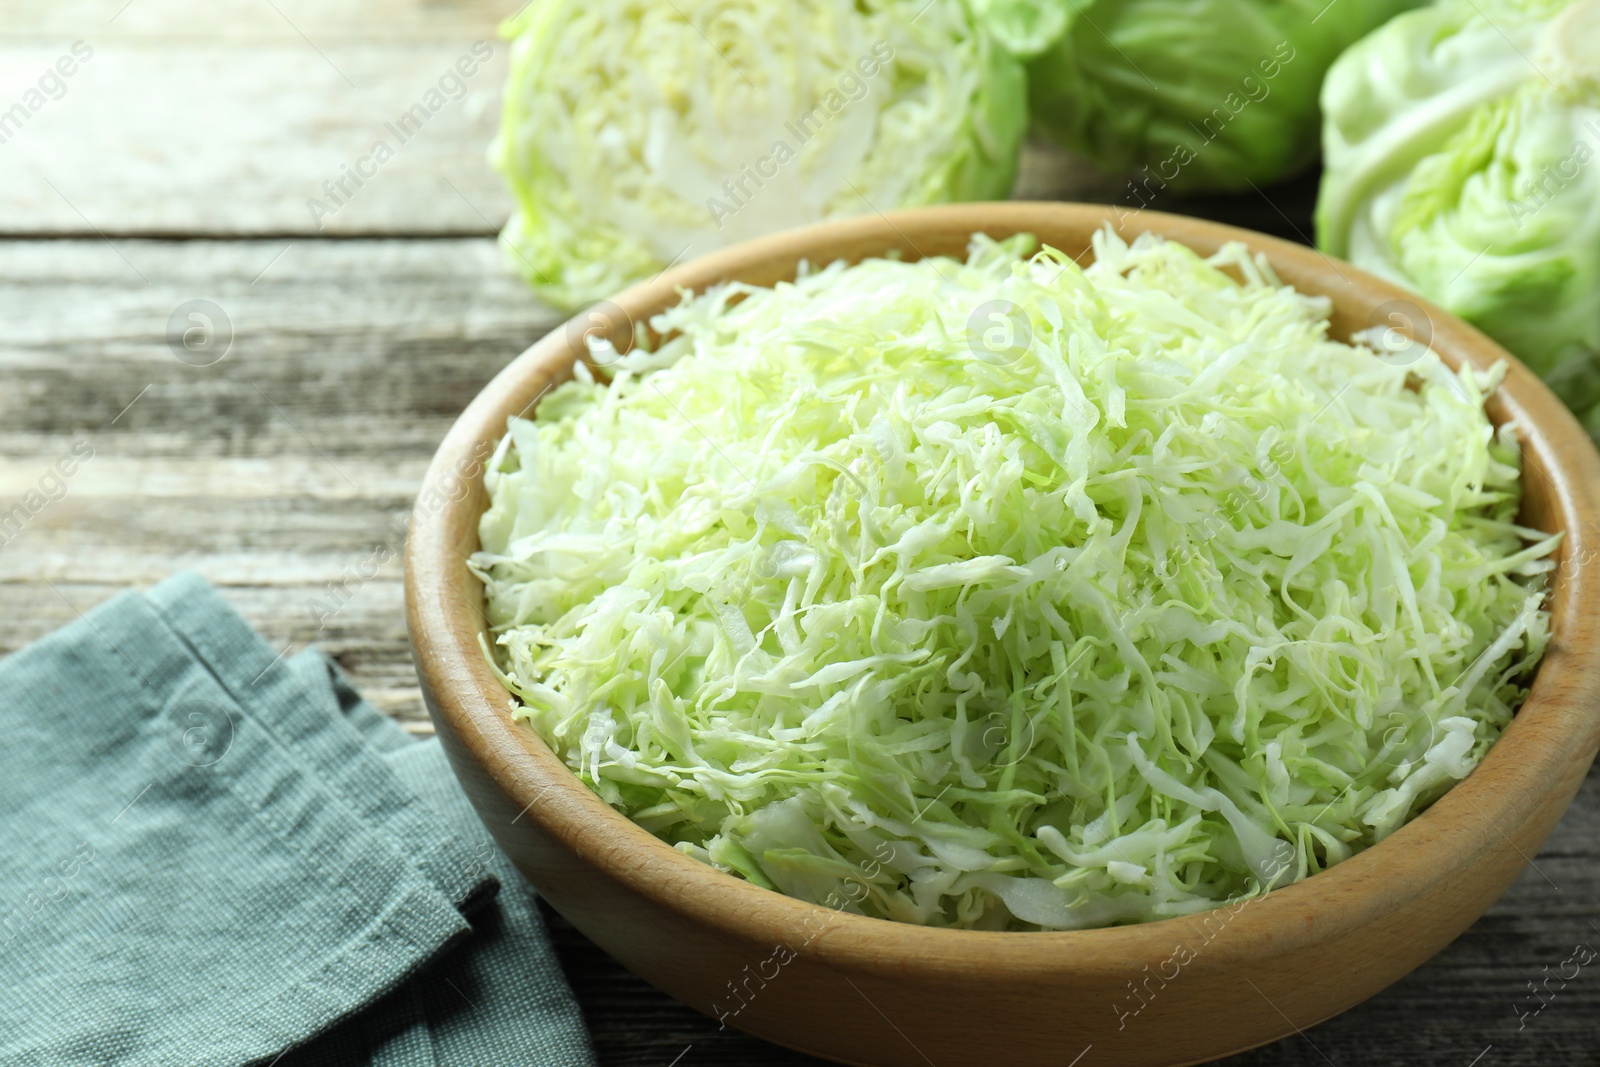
(493, 0), (1027, 309)
(1318, 0), (1600, 435)
(1009, 0), (1420, 193)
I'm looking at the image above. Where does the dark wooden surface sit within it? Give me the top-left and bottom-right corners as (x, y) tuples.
(1, 2), (1595, 1065)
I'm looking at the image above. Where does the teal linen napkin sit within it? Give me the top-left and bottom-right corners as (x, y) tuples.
(0, 573), (596, 1067)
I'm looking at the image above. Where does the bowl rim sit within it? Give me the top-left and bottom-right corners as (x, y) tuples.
(406, 201), (1600, 976)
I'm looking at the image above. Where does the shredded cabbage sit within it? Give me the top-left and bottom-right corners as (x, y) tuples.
(473, 230), (1558, 930)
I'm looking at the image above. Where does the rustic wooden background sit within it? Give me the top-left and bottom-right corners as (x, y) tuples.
(1, 1), (1594, 1064)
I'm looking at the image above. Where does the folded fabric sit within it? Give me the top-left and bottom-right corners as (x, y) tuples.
(0, 572), (596, 1067)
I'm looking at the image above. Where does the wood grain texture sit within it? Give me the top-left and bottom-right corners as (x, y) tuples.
(4, 0), (514, 40)
(0, 237), (560, 725)
(408, 203), (1600, 1067)
(0, 0), (511, 235)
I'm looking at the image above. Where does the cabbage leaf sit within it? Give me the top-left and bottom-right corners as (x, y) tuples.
(1012, 0), (1422, 192)
(1317, 0), (1600, 435)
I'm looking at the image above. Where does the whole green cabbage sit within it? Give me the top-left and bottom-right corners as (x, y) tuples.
(1002, 0), (1421, 193)
(1317, 0), (1600, 436)
(492, 0), (1026, 309)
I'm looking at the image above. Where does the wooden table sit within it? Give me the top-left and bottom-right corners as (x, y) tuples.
(2, 2), (1593, 1064)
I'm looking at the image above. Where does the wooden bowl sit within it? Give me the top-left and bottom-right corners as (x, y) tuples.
(405, 203), (1600, 1067)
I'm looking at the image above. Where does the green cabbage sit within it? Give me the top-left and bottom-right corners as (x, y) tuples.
(492, 0), (1026, 309)
(473, 229), (1557, 930)
(1011, 0), (1421, 192)
(1317, 0), (1600, 437)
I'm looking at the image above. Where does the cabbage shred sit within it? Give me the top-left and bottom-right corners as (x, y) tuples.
(474, 231), (1557, 930)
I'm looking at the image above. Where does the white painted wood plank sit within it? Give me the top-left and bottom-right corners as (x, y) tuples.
(0, 0), (512, 234)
